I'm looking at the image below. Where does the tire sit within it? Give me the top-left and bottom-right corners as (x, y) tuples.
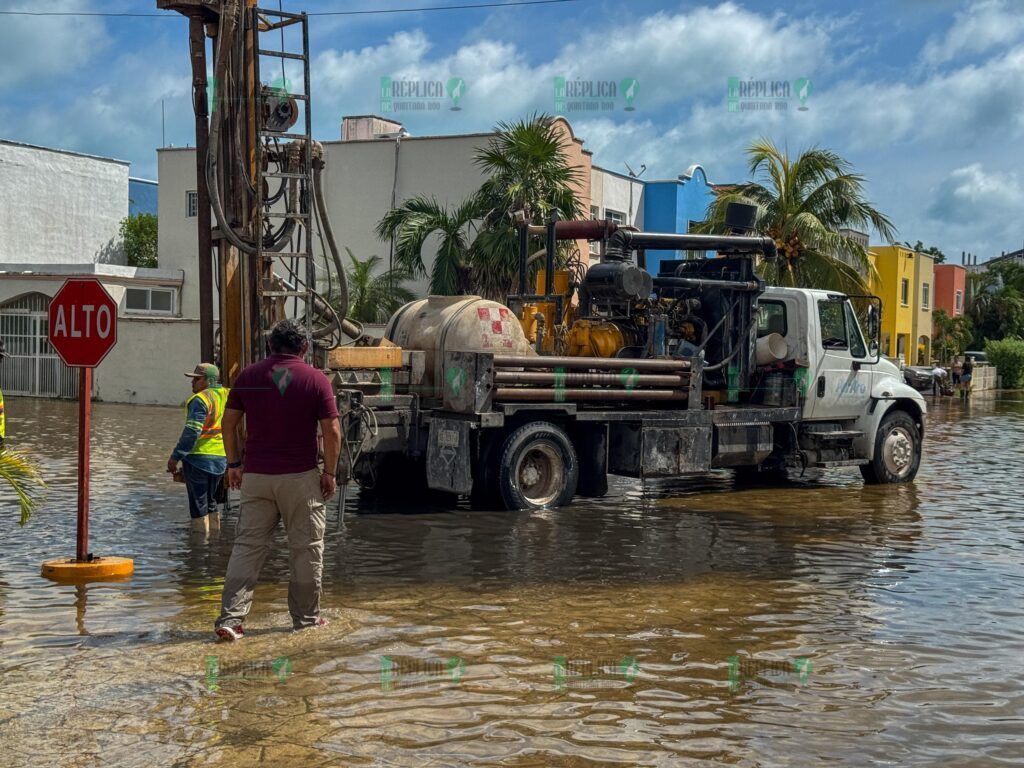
(497, 421), (579, 510)
(861, 409), (921, 485)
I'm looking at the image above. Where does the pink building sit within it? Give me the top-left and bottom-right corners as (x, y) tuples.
(933, 264), (966, 320)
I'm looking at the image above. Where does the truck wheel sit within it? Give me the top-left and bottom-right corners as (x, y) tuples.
(497, 421), (578, 510)
(861, 410), (921, 485)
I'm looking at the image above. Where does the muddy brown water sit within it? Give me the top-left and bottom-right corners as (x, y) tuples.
(1, 394), (1022, 767)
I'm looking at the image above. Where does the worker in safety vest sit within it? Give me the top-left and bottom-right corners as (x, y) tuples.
(168, 363), (229, 534)
(0, 339), (7, 446)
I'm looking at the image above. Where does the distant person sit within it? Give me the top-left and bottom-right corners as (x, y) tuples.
(168, 363), (229, 534)
(930, 364), (947, 397)
(951, 357), (963, 388)
(215, 319), (340, 641)
(0, 339), (6, 446)
(960, 357), (974, 399)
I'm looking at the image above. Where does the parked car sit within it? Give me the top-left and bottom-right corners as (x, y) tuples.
(903, 366), (935, 392)
(964, 351), (988, 365)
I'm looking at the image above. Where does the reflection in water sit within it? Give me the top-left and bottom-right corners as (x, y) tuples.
(0, 394), (1023, 765)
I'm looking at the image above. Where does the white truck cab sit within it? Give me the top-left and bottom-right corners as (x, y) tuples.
(760, 287), (927, 483)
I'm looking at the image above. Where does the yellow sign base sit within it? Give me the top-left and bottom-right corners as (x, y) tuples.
(41, 556), (134, 582)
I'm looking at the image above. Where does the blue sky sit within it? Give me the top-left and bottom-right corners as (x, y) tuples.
(2, 0), (1023, 261)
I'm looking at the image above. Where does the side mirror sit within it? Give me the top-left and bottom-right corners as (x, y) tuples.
(867, 305), (880, 340)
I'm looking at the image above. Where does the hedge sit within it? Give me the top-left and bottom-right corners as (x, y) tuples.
(984, 337), (1024, 389)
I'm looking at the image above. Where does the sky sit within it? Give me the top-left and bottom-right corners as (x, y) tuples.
(1, 0), (1023, 262)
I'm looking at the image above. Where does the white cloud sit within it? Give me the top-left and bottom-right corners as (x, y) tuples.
(921, 0), (1024, 66)
(0, 0), (107, 88)
(927, 163), (1024, 223)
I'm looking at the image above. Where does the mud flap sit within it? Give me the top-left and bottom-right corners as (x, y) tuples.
(426, 418), (473, 494)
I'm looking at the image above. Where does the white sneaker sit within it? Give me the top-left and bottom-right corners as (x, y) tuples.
(215, 625), (244, 642)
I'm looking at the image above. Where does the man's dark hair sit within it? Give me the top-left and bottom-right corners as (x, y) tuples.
(268, 319), (307, 354)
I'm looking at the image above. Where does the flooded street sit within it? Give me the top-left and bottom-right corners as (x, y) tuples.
(1, 393), (1023, 766)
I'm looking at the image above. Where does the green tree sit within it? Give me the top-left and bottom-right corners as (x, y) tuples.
(1, 448), (45, 525)
(932, 308), (972, 364)
(469, 115), (583, 299)
(375, 196), (482, 296)
(697, 139), (897, 294)
(902, 240), (946, 264)
(966, 262), (1024, 345)
(375, 115), (583, 300)
(984, 337), (1024, 388)
(341, 248), (416, 324)
(119, 213), (158, 268)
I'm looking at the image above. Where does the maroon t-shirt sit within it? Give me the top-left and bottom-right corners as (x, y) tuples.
(226, 353), (339, 475)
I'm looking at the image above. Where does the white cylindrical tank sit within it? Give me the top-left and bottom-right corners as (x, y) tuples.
(385, 295), (535, 397)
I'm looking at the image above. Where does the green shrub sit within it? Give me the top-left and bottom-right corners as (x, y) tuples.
(984, 337), (1024, 389)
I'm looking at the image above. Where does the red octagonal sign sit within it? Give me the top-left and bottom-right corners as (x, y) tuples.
(48, 278), (118, 368)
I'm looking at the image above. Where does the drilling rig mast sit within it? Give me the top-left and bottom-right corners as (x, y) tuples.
(158, 0), (357, 383)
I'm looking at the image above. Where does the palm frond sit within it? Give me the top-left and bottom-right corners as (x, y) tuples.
(0, 448), (46, 526)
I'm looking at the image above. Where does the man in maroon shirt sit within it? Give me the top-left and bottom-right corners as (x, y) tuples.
(214, 319), (341, 640)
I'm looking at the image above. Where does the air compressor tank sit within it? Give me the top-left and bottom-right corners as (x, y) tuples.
(384, 295), (535, 398)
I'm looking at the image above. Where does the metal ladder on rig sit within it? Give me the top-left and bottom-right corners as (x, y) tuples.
(250, 6), (316, 349)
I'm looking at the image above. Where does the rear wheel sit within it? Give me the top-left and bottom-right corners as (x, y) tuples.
(497, 422), (578, 510)
(861, 409), (921, 484)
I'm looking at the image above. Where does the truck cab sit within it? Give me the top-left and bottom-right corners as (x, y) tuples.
(759, 287), (926, 483)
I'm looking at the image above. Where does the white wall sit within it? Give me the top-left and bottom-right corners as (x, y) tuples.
(591, 166), (644, 227)
(94, 318), (200, 406)
(0, 141), (129, 265)
(156, 147), (201, 318)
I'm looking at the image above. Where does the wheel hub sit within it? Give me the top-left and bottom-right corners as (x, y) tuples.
(515, 442), (564, 507)
(882, 426), (914, 477)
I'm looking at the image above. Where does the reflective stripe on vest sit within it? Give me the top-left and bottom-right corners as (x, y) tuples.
(185, 386), (229, 457)
(0, 389), (5, 440)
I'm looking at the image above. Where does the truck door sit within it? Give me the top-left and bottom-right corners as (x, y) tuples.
(808, 297), (873, 420)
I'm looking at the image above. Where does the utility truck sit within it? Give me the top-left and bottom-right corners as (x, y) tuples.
(332, 208), (926, 511)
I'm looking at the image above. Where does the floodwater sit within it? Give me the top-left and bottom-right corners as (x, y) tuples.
(1, 393), (1023, 767)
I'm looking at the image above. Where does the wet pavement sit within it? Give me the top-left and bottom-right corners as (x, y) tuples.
(1, 393), (1023, 766)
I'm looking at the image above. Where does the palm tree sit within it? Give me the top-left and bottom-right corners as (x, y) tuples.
(698, 139), (896, 294)
(374, 196), (482, 296)
(932, 309), (973, 364)
(470, 115), (583, 299)
(342, 248), (417, 324)
(1, 448), (45, 525)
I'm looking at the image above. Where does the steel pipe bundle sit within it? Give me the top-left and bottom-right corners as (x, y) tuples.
(494, 371), (686, 387)
(493, 355), (690, 371)
(495, 388), (686, 402)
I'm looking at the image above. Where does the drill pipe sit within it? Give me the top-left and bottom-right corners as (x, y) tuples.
(494, 371), (686, 387)
(494, 387), (687, 402)
(493, 355), (689, 371)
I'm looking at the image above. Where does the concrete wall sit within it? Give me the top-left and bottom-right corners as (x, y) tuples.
(0, 141), (129, 265)
(156, 147), (201, 318)
(934, 264), (966, 317)
(871, 246), (918, 364)
(912, 253), (934, 364)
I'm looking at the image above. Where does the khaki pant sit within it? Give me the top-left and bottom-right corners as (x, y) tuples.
(216, 469), (326, 631)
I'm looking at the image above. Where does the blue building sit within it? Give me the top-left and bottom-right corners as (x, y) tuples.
(129, 177), (158, 216)
(641, 165), (715, 275)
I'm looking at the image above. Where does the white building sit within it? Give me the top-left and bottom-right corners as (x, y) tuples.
(0, 140), (195, 406)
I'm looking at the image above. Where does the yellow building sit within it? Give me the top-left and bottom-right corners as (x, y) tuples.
(869, 245), (933, 365)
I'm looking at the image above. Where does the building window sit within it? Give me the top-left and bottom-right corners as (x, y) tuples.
(589, 206), (601, 255)
(955, 290), (963, 313)
(605, 209), (626, 226)
(125, 287), (176, 315)
(900, 278), (909, 306)
(921, 282), (930, 309)
(186, 190), (198, 218)
(590, 205), (600, 220)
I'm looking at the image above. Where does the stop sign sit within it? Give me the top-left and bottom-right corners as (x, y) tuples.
(48, 278), (118, 367)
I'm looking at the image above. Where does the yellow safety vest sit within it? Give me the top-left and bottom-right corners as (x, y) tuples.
(0, 388), (5, 440)
(185, 386), (228, 457)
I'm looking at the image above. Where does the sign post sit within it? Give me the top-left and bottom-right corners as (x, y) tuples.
(41, 278), (133, 581)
